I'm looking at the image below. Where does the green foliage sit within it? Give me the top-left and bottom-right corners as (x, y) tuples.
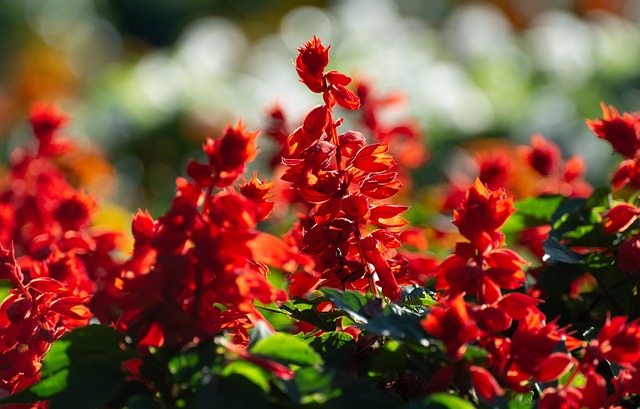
(251, 333), (324, 366)
(2, 325), (136, 409)
(503, 195), (565, 234)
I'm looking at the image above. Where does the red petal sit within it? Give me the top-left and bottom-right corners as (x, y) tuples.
(497, 292), (542, 320)
(6, 298), (33, 324)
(351, 143), (395, 172)
(325, 70), (352, 86)
(27, 277), (68, 294)
(534, 352), (573, 382)
(248, 233), (300, 274)
(369, 205), (409, 228)
(470, 366), (504, 402)
(50, 296), (92, 320)
(330, 84), (360, 111)
(603, 203), (639, 233)
(342, 195), (370, 222)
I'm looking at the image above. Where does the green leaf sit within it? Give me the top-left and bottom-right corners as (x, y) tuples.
(2, 325), (136, 409)
(222, 361), (270, 392)
(507, 391), (534, 409)
(362, 305), (430, 346)
(276, 297), (341, 331)
(307, 332), (356, 370)
(319, 288), (371, 322)
(369, 340), (407, 375)
(543, 237), (584, 264)
(503, 195), (564, 233)
(195, 372), (269, 409)
(401, 285), (438, 307)
(251, 333), (323, 366)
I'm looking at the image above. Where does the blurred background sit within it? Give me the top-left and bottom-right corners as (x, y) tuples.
(1, 0), (640, 219)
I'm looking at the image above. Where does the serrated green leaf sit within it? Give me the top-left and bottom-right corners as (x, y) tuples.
(251, 333), (323, 366)
(319, 288), (371, 323)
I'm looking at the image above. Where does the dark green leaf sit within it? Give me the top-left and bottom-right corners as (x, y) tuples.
(222, 361), (270, 392)
(195, 372), (269, 409)
(543, 237), (584, 264)
(277, 297), (341, 331)
(251, 333), (323, 366)
(370, 340), (407, 375)
(319, 288), (371, 323)
(362, 305), (430, 346)
(307, 332), (356, 370)
(538, 262), (585, 296)
(2, 325), (136, 408)
(401, 285), (438, 307)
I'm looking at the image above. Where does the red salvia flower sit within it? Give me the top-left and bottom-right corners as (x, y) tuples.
(586, 102), (640, 159)
(282, 37), (414, 301)
(295, 36), (360, 111)
(453, 178), (514, 247)
(421, 294), (481, 360)
(0, 103), (121, 396)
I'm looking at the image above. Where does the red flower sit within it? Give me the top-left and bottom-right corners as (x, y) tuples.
(611, 158), (640, 190)
(295, 36), (330, 93)
(595, 315), (640, 366)
(294, 37), (360, 111)
(524, 133), (562, 176)
(586, 102), (640, 159)
(28, 102), (74, 156)
(453, 178), (514, 246)
(421, 294), (481, 360)
(603, 203), (640, 233)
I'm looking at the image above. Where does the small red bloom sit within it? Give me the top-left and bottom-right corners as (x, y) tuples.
(294, 37), (360, 110)
(453, 178), (514, 245)
(603, 203), (640, 233)
(596, 315), (640, 366)
(28, 102), (74, 156)
(524, 134), (562, 176)
(421, 294), (481, 360)
(586, 102), (640, 159)
(295, 36), (330, 93)
(470, 365), (504, 403)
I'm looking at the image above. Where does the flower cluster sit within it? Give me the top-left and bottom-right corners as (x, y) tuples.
(114, 122), (289, 348)
(0, 104), (119, 397)
(282, 37), (426, 302)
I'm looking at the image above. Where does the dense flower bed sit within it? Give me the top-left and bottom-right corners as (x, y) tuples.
(1, 37), (640, 409)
